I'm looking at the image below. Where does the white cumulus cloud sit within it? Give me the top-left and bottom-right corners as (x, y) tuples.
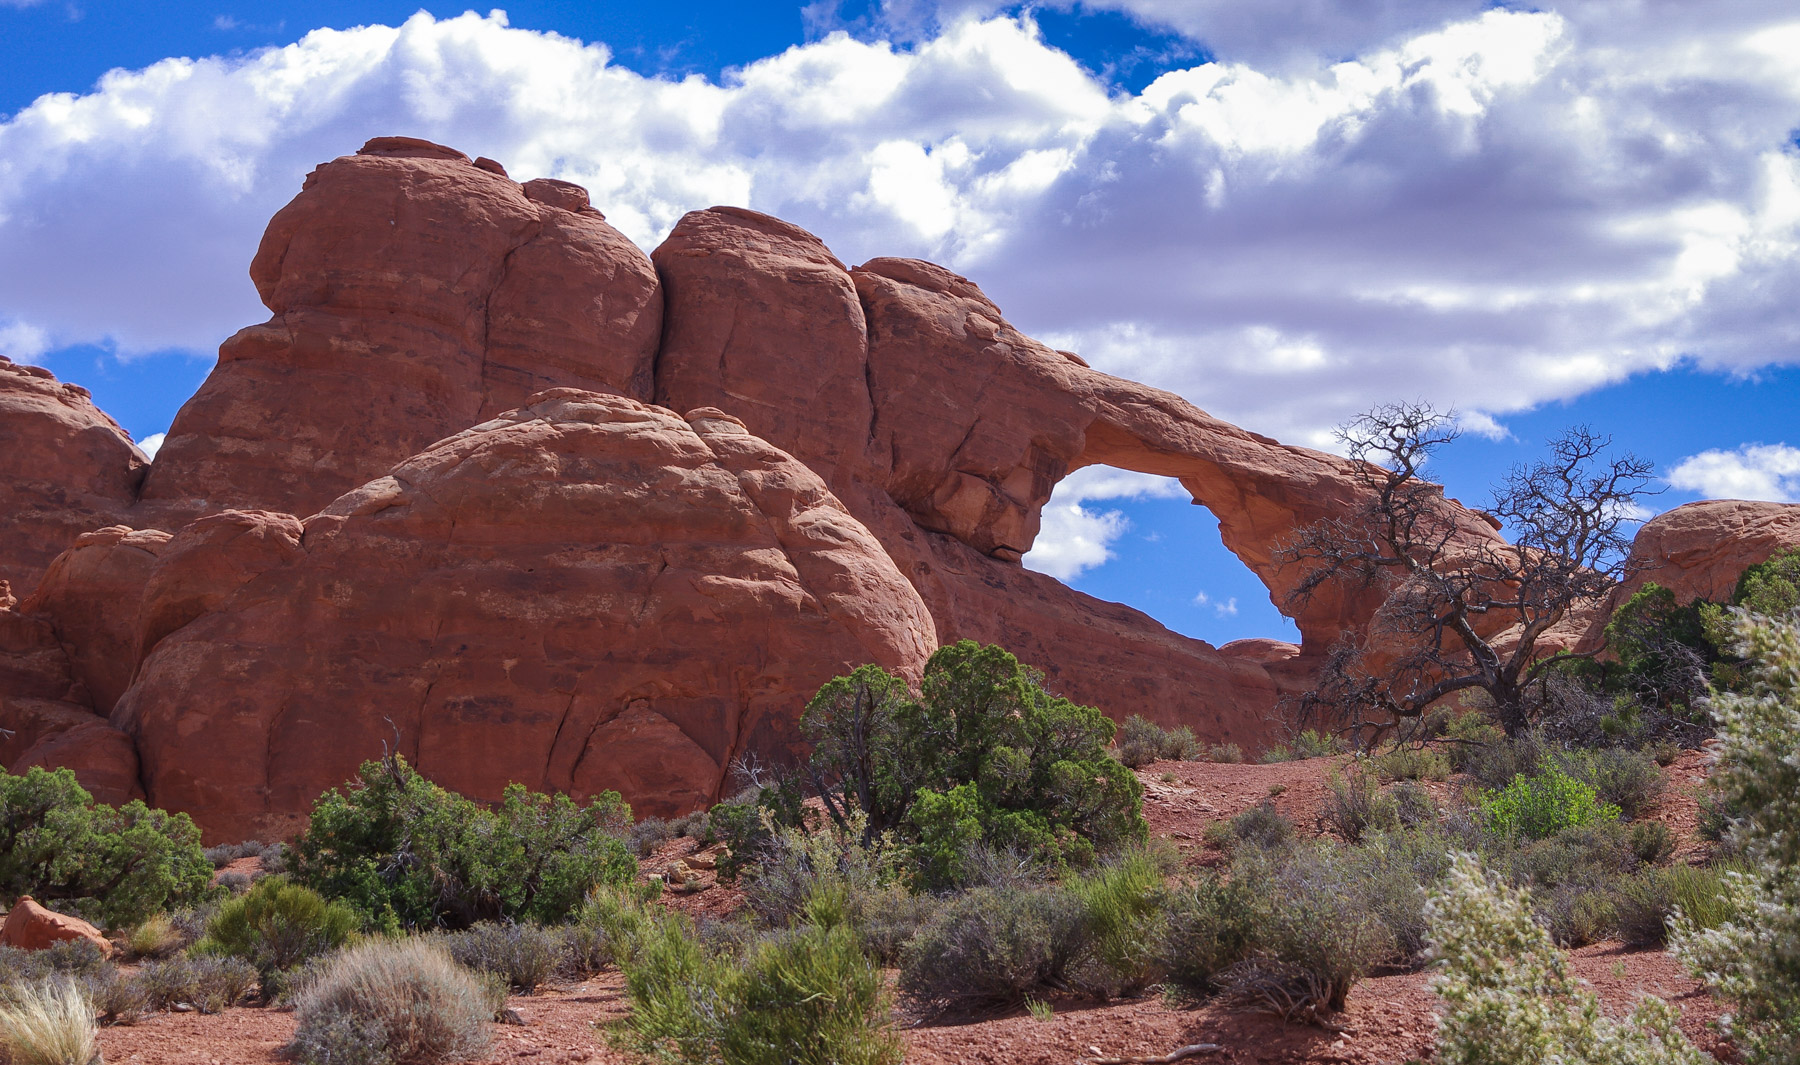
(1023, 465), (1185, 579)
(0, 317), (49, 364)
(1668, 443), (1800, 503)
(137, 432), (166, 460)
(0, 4), (1795, 455)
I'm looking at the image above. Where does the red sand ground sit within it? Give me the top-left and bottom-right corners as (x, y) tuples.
(94, 749), (1731, 1065)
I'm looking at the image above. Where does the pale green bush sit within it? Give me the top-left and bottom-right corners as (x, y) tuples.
(1670, 610), (1800, 1064)
(1428, 853), (1707, 1065)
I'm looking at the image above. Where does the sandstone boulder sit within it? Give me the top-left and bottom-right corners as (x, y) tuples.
(115, 390), (935, 841)
(21, 526), (171, 713)
(0, 897), (112, 953)
(139, 138), (663, 523)
(0, 358), (149, 598)
(1620, 499), (1800, 605)
(0, 604), (141, 804)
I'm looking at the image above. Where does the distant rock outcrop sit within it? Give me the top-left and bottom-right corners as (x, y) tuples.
(1619, 499), (1800, 605)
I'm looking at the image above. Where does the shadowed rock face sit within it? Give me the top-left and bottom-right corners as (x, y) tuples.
(8, 137), (1790, 839)
(0, 358), (149, 599)
(114, 391), (934, 842)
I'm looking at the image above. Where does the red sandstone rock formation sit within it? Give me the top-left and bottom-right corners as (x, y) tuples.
(138, 137), (663, 524)
(1619, 499), (1800, 605)
(8, 137), (1789, 840)
(0, 358), (149, 598)
(0, 602), (140, 805)
(114, 390), (935, 841)
(0, 896), (113, 952)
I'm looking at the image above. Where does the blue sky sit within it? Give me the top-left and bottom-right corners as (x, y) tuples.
(3, 0), (1798, 649)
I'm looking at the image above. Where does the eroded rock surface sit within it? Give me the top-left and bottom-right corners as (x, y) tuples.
(1620, 499), (1800, 605)
(0, 358), (149, 598)
(115, 391), (935, 842)
(139, 137), (663, 523)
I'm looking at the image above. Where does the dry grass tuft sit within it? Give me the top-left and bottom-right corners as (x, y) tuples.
(0, 977), (100, 1065)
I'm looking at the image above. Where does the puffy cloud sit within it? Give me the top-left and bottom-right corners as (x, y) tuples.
(1192, 590), (1240, 617)
(136, 431), (166, 460)
(1023, 465), (1184, 579)
(0, 3), (1796, 456)
(0, 317), (49, 364)
(1667, 443), (1800, 503)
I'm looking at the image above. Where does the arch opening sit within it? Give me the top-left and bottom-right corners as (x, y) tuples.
(1022, 464), (1300, 649)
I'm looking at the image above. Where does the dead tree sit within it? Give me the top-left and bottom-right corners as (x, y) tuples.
(1280, 403), (1654, 738)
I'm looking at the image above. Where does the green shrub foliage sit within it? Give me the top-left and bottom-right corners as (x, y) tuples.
(1477, 767), (1620, 840)
(290, 754), (634, 930)
(195, 876), (357, 983)
(595, 887), (902, 1065)
(786, 642), (1145, 888)
(0, 766), (211, 928)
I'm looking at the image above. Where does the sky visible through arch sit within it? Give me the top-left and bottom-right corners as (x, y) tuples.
(2, 0), (1797, 650)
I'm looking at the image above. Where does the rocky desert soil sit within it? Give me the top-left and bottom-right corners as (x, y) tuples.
(95, 748), (1728, 1065)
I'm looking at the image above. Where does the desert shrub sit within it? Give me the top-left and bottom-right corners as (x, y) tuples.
(195, 876), (358, 985)
(1443, 712), (1507, 772)
(0, 940), (108, 984)
(1670, 610), (1800, 1065)
(137, 954), (258, 1014)
(795, 643), (1145, 889)
(204, 840), (284, 870)
(290, 753), (634, 930)
(439, 921), (556, 993)
(899, 885), (1096, 1011)
(1218, 845), (1396, 1023)
(286, 938), (501, 1065)
(217, 871), (254, 895)
(1291, 729), (1342, 759)
(1066, 852), (1169, 995)
(0, 977), (98, 1065)
(1555, 747), (1665, 820)
(1257, 744), (1295, 764)
(1501, 822), (1640, 946)
(710, 775), (807, 882)
(1628, 820), (1677, 865)
(0, 941), (145, 1027)
(80, 964), (147, 1026)
(1156, 874), (1268, 996)
(629, 818), (675, 857)
(598, 889), (901, 1065)
(1461, 730), (1547, 790)
(1373, 745), (1450, 782)
(0, 766), (211, 928)
(1206, 743), (1245, 763)
(1115, 715), (1200, 768)
(1477, 766), (1620, 840)
(736, 813), (930, 965)
(1428, 853), (1707, 1065)
(1324, 767), (1397, 842)
(1331, 829), (1455, 961)
(723, 924), (902, 1065)
(126, 913), (184, 960)
(1225, 802), (1293, 850)
(1614, 864), (1741, 947)
(1389, 781), (1440, 828)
